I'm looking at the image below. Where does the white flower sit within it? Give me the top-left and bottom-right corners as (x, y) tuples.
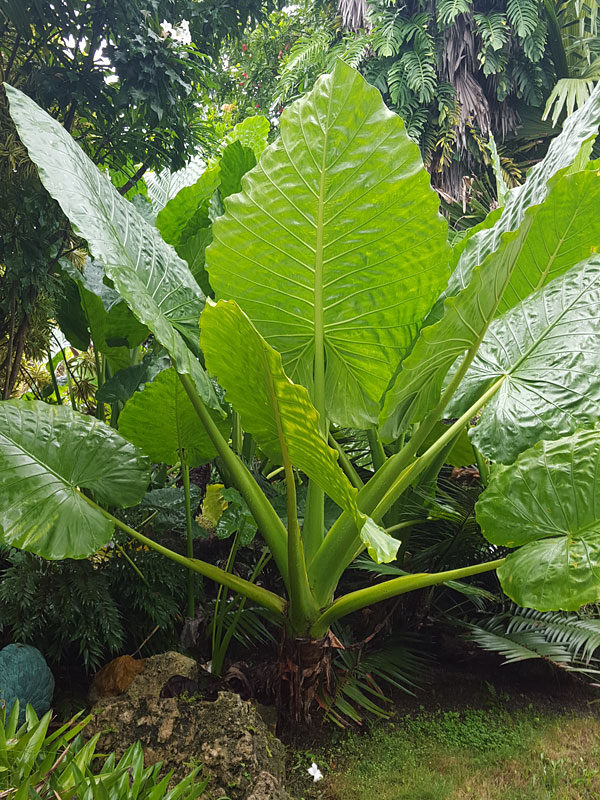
(307, 762), (323, 782)
(160, 19), (191, 45)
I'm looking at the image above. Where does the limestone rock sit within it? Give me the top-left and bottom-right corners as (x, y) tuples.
(86, 652), (288, 800)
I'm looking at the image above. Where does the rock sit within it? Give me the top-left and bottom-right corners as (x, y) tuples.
(89, 655), (145, 704)
(86, 652), (289, 800)
(247, 772), (290, 800)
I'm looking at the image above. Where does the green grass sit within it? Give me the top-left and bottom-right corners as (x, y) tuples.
(291, 703), (600, 800)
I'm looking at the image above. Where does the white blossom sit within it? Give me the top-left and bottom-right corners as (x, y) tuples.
(307, 762), (323, 782)
(160, 19), (191, 45)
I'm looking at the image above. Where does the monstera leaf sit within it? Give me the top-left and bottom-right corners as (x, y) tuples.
(5, 84), (218, 409)
(0, 401), (149, 559)
(446, 256), (600, 463)
(201, 299), (398, 562)
(118, 367), (230, 467)
(477, 428), (600, 610)
(207, 60), (450, 429)
(380, 86), (600, 441)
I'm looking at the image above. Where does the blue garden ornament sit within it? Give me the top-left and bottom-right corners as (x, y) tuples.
(0, 644), (54, 723)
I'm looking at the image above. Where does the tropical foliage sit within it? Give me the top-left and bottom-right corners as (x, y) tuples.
(3, 59), (600, 726)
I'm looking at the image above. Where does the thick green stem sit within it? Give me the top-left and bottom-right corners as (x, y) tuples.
(286, 462), (319, 632)
(47, 351), (62, 405)
(93, 344), (104, 420)
(232, 411), (243, 455)
(78, 491), (286, 617)
(178, 372), (289, 587)
(328, 433), (363, 489)
(310, 558), (505, 636)
(303, 479), (325, 563)
(309, 376), (506, 604)
(181, 458), (195, 619)
(367, 428), (386, 472)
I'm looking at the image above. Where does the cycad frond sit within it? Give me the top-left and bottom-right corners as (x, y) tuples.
(470, 605), (600, 674)
(327, 31), (372, 70)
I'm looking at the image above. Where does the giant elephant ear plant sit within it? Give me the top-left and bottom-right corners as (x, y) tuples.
(4, 61), (600, 726)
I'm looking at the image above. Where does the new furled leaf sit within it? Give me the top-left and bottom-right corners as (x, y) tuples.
(207, 60), (450, 429)
(0, 401), (149, 559)
(4, 84), (219, 409)
(477, 428), (600, 610)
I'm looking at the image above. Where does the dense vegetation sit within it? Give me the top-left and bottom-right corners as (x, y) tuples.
(3, 2), (600, 785)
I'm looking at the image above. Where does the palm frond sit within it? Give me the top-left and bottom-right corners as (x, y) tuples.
(542, 77), (599, 126)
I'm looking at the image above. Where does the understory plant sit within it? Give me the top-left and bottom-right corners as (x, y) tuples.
(4, 61), (600, 728)
(0, 702), (207, 799)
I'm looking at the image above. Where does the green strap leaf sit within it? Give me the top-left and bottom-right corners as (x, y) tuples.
(446, 256), (600, 464)
(448, 85), (600, 306)
(4, 83), (218, 409)
(497, 167), (600, 315)
(118, 367), (230, 468)
(201, 299), (399, 562)
(0, 401), (149, 559)
(207, 60), (450, 428)
(476, 429), (600, 611)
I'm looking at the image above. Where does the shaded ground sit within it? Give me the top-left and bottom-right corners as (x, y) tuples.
(286, 638), (600, 800)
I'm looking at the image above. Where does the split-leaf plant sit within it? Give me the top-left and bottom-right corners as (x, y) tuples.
(4, 61), (600, 727)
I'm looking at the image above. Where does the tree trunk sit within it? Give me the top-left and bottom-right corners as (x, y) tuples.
(275, 631), (339, 735)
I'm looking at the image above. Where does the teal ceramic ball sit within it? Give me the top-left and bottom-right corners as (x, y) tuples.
(0, 644), (54, 724)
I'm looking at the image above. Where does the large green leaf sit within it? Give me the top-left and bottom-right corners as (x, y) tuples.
(476, 429), (600, 611)
(206, 60), (450, 429)
(380, 87), (600, 441)
(155, 166), (221, 249)
(118, 367), (230, 467)
(0, 401), (149, 559)
(446, 85), (600, 306)
(446, 256), (600, 463)
(4, 84), (218, 409)
(61, 260), (148, 371)
(201, 299), (399, 562)
(496, 168), (600, 314)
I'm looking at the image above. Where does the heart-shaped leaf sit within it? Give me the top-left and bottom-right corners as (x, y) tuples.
(0, 401), (149, 559)
(446, 256), (600, 463)
(201, 299), (399, 562)
(4, 83), (218, 409)
(207, 60), (450, 428)
(118, 367), (230, 467)
(477, 428), (600, 610)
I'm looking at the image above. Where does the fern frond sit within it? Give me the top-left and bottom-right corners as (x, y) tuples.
(275, 29), (333, 102)
(327, 30), (372, 70)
